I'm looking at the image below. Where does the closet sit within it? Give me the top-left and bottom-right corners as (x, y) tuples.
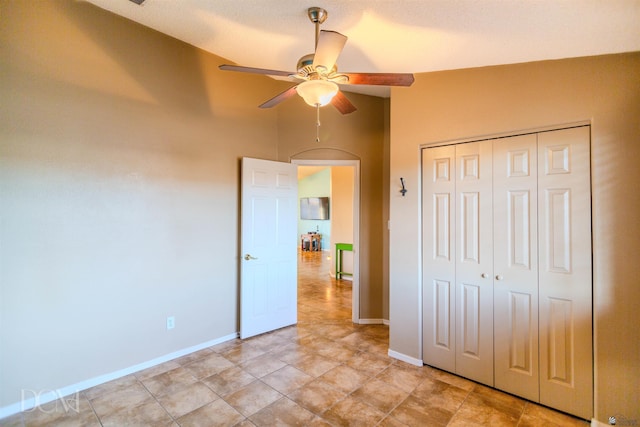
(422, 126), (592, 419)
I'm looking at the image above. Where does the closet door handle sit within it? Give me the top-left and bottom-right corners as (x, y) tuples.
(481, 273), (489, 279)
(495, 275), (503, 280)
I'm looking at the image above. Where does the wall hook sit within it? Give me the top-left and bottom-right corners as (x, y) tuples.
(400, 177), (407, 196)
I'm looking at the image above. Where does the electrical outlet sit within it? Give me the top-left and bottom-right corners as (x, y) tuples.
(166, 316), (175, 330)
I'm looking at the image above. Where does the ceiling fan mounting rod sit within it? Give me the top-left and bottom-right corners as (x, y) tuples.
(307, 7), (328, 49)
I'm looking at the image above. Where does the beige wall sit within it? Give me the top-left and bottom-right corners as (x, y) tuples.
(0, 0), (388, 412)
(389, 53), (640, 423)
(330, 166), (355, 276)
(277, 93), (387, 320)
(0, 0), (283, 409)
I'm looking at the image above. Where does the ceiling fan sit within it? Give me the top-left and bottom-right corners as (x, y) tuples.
(219, 7), (415, 115)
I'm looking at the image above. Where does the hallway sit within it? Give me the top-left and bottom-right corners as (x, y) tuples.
(3, 251), (588, 426)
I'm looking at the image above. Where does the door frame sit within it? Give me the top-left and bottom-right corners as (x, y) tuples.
(292, 159), (361, 324)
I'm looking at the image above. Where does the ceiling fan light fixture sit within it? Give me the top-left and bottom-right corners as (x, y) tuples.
(296, 80), (338, 107)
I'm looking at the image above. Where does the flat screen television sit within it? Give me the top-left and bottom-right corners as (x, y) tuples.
(300, 197), (330, 220)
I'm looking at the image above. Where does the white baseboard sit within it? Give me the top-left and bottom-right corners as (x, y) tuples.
(383, 319), (390, 326)
(358, 318), (384, 325)
(388, 349), (423, 367)
(0, 332), (239, 419)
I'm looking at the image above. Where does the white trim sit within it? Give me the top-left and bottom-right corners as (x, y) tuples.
(0, 333), (238, 419)
(292, 159), (361, 324)
(358, 318), (384, 325)
(383, 319), (390, 326)
(388, 349), (424, 367)
(419, 121), (592, 149)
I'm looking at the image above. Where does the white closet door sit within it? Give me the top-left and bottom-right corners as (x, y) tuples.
(455, 141), (494, 385)
(422, 145), (456, 371)
(493, 134), (540, 401)
(537, 127), (593, 419)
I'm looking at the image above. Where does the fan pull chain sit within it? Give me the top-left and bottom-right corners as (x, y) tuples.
(315, 104), (321, 143)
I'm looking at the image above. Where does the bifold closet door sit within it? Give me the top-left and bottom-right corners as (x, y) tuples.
(422, 145), (456, 372)
(454, 141), (494, 386)
(493, 133), (540, 402)
(537, 127), (593, 419)
(422, 142), (494, 386)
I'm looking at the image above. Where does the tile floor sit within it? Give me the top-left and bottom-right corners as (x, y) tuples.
(1, 250), (589, 426)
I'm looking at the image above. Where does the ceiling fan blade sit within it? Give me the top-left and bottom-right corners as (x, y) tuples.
(313, 30), (348, 72)
(259, 85), (298, 109)
(219, 64), (293, 77)
(343, 72), (415, 86)
(331, 91), (357, 115)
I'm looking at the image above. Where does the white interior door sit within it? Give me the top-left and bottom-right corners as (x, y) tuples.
(537, 127), (593, 419)
(493, 133), (540, 402)
(455, 140), (494, 386)
(422, 145), (457, 372)
(241, 157), (298, 339)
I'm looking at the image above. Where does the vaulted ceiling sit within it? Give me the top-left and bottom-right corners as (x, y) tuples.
(86, 0), (640, 97)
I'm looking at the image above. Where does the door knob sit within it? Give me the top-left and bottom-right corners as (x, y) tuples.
(481, 273), (489, 279)
(244, 254), (258, 261)
(495, 275), (503, 280)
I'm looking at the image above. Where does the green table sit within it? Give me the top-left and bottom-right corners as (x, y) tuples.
(335, 243), (353, 279)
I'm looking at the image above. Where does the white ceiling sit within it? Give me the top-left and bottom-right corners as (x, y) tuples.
(86, 0), (640, 97)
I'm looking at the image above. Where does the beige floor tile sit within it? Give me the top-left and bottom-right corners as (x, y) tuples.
(201, 366), (256, 397)
(184, 352), (235, 379)
(220, 342), (267, 364)
(389, 394), (454, 427)
(290, 353), (340, 377)
(318, 365), (371, 394)
(135, 360), (182, 381)
(410, 377), (470, 413)
(22, 396), (100, 427)
(467, 384), (526, 419)
(249, 397), (316, 426)
(209, 338), (242, 354)
(90, 381), (152, 418)
(315, 341), (359, 362)
(520, 402), (589, 426)
(239, 353), (287, 378)
(261, 365), (313, 395)
(155, 381), (218, 419)
(429, 368), (476, 391)
(288, 379), (346, 415)
(224, 380), (283, 417)
(452, 392), (522, 426)
(357, 337), (390, 356)
(141, 366), (198, 397)
(271, 342), (312, 365)
(245, 332), (290, 353)
(352, 378), (409, 413)
(378, 415), (410, 426)
(173, 348), (214, 366)
(307, 416), (334, 426)
(322, 395), (386, 427)
(0, 413), (23, 427)
(176, 399), (245, 427)
(377, 364), (427, 394)
(98, 399), (172, 427)
(344, 351), (393, 377)
(82, 374), (138, 401)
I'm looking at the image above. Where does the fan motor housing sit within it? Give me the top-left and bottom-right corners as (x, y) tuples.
(297, 54), (315, 77)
